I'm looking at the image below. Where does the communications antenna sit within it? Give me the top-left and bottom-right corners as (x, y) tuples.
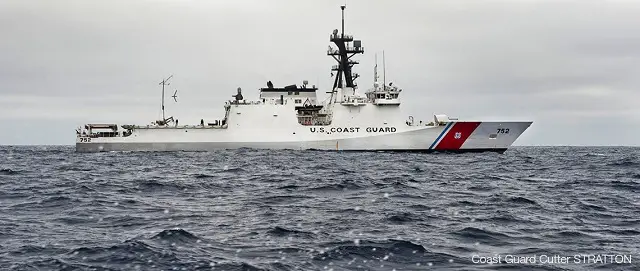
(383, 51), (386, 89)
(159, 75), (173, 121)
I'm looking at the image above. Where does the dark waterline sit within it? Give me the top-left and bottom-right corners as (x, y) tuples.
(1, 146), (638, 270)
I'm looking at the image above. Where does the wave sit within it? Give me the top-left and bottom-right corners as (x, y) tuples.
(313, 239), (427, 261)
(467, 185), (496, 192)
(407, 204), (432, 211)
(277, 184), (302, 190)
(307, 181), (365, 192)
(579, 201), (608, 212)
(94, 215), (151, 228)
(60, 238), (266, 270)
(312, 239), (465, 268)
(38, 196), (81, 208)
(506, 196), (539, 205)
(452, 227), (513, 246)
(220, 167), (247, 173)
(267, 226), (316, 239)
(546, 230), (595, 241)
(133, 179), (193, 193)
(255, 195), (312, 205)
(192, 173), (215, 179)
(384, 212), (421, 224)
(448, 200), (482, 207)
(149, 228), (201, 244)
(607, 157), (638, 167)
(211, 262), (270, 271)
(608, 180), (639, 191)
(475, 213), (528, 224)
(0, 168), (20, 175)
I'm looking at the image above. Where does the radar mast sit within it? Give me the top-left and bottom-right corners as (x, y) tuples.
(327, 5), (364, 91)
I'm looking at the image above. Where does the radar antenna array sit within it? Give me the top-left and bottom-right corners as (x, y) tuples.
(327, 4), (364, 92)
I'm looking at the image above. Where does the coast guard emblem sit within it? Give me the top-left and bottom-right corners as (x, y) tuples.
(454, 132), (462, 139)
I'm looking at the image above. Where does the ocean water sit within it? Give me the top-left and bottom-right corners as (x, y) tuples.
(0, 146), (638, 271)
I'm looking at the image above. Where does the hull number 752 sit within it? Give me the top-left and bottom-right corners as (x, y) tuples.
(79, 137), (91, 143)
(497, 128), (509, 134)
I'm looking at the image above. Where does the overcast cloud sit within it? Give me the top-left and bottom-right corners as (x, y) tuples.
(1, 0), (639, 145)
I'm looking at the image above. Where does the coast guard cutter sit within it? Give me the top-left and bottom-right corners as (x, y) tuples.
(76, 6), (532, 153)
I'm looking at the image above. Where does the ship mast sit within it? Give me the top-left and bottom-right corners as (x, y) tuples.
(327, 5), (364, 91)
(159, 75), (173, 121)
(383, 50), (386, 89)
(374, 53), (378, 85)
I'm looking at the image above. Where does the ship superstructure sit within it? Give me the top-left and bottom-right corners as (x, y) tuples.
(76, 5), (532, 153)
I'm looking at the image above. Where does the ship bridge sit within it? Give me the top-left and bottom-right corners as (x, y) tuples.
(365, 82), (402, 105)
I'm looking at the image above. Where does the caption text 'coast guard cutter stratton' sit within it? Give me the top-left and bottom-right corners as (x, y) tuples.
(76, 5), (532, 153)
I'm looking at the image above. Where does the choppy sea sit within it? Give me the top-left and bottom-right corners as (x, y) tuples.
(0, 146), (638, 271)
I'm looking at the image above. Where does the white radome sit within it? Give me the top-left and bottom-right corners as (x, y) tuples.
(75, 6), (532, 153)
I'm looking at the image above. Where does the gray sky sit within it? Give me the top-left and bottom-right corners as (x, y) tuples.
(1, 0), (639, 146)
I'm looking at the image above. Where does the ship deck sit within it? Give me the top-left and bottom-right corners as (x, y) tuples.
(121, 124), (228, 130)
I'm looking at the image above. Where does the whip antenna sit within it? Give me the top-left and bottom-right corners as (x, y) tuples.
(159, 75), (173, 121)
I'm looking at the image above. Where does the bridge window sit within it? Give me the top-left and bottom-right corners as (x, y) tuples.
(295, 99), (302, 104)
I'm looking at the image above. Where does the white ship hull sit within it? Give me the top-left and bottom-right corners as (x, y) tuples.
(76, 102), (531, 153)
(75, 124), (530, 153)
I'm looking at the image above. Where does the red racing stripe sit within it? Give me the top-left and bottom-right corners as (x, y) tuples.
(434, 122), (481, 150)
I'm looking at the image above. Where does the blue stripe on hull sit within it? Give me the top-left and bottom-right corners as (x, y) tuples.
(429, 122), (454, 149)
